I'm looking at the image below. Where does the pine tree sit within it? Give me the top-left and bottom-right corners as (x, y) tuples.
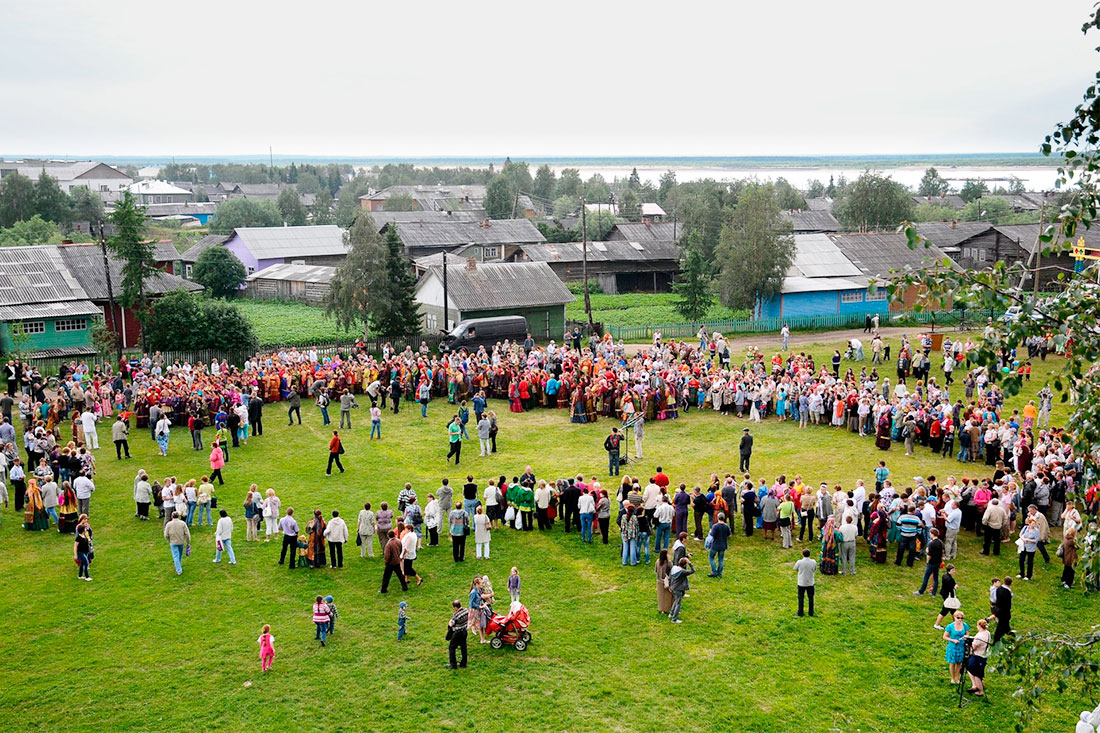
(372, 228), (421, 336)
(107, 191), (156, 311)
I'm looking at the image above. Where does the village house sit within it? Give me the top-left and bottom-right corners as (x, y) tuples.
(128, 180), (193, 205)
(0, 160), (132, 201)
(390, 218), (545, 260)
(246, 263), (335, 306)
(221, 225), (347, 273)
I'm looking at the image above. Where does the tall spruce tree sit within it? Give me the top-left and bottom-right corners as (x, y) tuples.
(372, 227), (421, 336)
(324, 212), (388, 337)
(107, 191), (156, 311)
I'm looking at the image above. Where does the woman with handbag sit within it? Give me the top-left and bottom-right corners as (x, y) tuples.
(934, 564), (960, 630)
(326, 430), (344, 476)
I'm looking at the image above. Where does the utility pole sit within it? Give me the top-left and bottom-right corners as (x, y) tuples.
(442, 250), (449, 332)
(581, 197), (593, 331)
(269, 146), (274, 169)
(98, 219), (121, 364)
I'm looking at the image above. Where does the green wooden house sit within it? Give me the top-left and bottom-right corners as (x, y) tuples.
(413, 260), (574, 340)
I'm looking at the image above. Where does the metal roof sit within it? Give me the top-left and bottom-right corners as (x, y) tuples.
(394, 219), (545, 249)
(914, 221), (993, 249)
(362, 185), (487, 202)
(788, 234), (863, 278)
(781, 210), (841, 232)
(247, 262), (337, 284)
(642, 203), (666, 217)
(606, 222), (680, 243)
(0, 161), (129, 182)
(517, 239), (680, 264)
(369, 210), (477, 231)
(56, 244), (203, 299)
(130, 180), (192, 196)
(828, 232), (960, 280)
(143, 202), (217, 218)
(28, 346), (98, 359)
(782, 276), (868, 294)
(180, 234), (229, 262)
(229, 225), (347, 259)
(805, 197), (833, 211)
(992, 224), (1100, 256)
(0, 300), (101, 321)
(420, 261), (574, 311)
(0, 245), (90, 311)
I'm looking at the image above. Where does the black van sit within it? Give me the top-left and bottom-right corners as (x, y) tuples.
(439, 316), (529, 353)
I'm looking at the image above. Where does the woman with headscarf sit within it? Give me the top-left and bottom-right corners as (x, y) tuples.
(868, 499), (890, 564)
(875, 410), (891, 451)
(23, 478), (49, 531)
(655, 548), (674, 616)
(819, 515), (839, 575)
(306, 509), (327, 568)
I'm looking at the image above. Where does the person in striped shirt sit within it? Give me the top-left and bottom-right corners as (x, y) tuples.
(894, 506), (923, 567)
(447, 600), (469, 669)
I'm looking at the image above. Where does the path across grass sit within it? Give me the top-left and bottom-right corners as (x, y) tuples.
(0, 335), (1086, 732)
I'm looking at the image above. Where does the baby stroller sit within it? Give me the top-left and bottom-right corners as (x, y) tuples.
(484, 601), (532, 651)
(843, 342), (856, 361)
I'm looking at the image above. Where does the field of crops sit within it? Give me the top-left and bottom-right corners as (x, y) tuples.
(234, 299), (360, 345)
(566, 292), (749, 327)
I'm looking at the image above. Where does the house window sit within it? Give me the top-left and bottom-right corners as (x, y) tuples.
(841, 291), (864, 303)
(20, 321), (45, 334)
(55, 318), (88, 332)
(247, 266), (255, 275)
(482, 246), (499, 259)
(425, 313), (438, 331)
(976, 248), (987, 261)
(185, 264), (194, 278)
(865, 290), (888, 301)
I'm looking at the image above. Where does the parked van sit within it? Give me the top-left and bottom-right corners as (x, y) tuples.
(439, 316), (529, 353)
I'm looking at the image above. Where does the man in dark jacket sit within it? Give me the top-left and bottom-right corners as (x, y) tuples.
(990, 576), (1014, 645)
(739, 428), (754, 472)
(707, 513), (732, 578)
(560, 479), (581, 533)
(287, 391), (302, 425)
(248, 394), (264, 437)
(380, 530), (409, 593)
(668, 558), (695, 623)
(604, 428), (622, 476)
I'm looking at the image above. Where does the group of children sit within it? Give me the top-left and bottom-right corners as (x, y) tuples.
(255, 567), (523, 672)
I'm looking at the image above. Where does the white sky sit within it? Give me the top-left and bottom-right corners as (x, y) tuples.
(1, 0), (1096, 158)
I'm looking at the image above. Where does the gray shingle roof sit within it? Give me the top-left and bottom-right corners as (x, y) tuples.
(180, 234), (229, 263)
(247, 262), (336, 284)
(369, 210), (477, 230)
(606, 222), (680, 243)
(0, 245), (91, 320)
(394, 219), (545, 249)
(230, 225), (346, 259)
(56, 244), (203, 300)
(422, 261), (574, 310)
(805, 197), (834, 211)
(781, 210), (841, 232)
(992, 223), (1100, 256)
(517, 239), (679, 264)
(827, 232), (960, 281)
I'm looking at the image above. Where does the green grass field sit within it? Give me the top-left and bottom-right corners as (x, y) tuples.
(0, 335), (1089, 732)
(565, 293), (750, 327)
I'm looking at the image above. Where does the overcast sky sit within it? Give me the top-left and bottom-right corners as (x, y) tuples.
(1, 1), (1096, 158)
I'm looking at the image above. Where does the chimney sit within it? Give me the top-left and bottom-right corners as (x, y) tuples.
(950, 219), (957, 229)
(644, 219), (651, 229)
(465, 258), (477, 270)
(481, 219), (490, 228)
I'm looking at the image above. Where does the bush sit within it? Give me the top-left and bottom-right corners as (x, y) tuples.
(565, 280), (603, 295)
(144, 291), (258, 351)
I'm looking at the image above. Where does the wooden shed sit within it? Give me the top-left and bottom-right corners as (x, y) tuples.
(245, 262), (335, 306)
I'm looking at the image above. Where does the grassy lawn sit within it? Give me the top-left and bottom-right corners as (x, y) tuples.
(0, 335), (1088, 732)
(566, 292), (750, 327)
(234, 299), (361, 345)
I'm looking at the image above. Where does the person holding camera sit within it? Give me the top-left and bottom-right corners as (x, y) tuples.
(943, 611), (969, 685)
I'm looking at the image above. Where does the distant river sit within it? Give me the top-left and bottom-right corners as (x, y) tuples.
(546, 165), (1061, 191)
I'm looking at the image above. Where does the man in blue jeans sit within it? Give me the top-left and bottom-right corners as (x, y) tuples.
(894, 506), (922, 567)
(578, 488), (596, 543)
(604, 427), (622, 476)
(707, 512), (732, 577)
(163, 512), (191, 575)
(654, 496), (674, 550)
(916, 528), (944, 595)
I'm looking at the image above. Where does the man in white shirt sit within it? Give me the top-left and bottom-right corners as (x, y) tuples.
(73, 473), (95, 517)
(642, 480), (662, 521)
(400, 527), (422, 586)
(943, 501), (963, 561)
(534, 480), (552, 530)
(214, 509), (236, 564)
(577, 489), (596, 544)
(838, 516), (858, 575)
(324, 509), (349, 568)
(654, 495), (675, 550)
(795, 549), (817, 617)
(80, 409), (99, 450)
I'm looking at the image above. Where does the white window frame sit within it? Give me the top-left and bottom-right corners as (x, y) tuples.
(865, 290), (888, 302)
(20, 321), (45, 334)
(841, 291), (864, 304)
(482, 246), (499, 259)
(55, 318), (88, 332)
(425, 313), (438, 330)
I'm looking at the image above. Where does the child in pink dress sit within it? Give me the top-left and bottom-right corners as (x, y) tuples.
(257, 624), (275, 672)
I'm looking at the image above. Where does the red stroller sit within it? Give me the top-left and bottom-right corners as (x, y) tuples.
(484, 601), (532, 651)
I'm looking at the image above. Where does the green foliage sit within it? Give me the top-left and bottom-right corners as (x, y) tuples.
(805, 179), (825, 199)
(959, 178), (989, 203)
(276, 188), (307, 226)
(144, 290), (258, 351)
(485, 176), (516, 219)
(627, 167), (642, 191)
(537, 222), (578, 243)
(107, 191), (155, 311)
(831, 171), (914, 231)
(370, 227), (421, 337)
(33, 170), (72, 225)
(383, 192), (418, 211)
(555, 168), (583, 199)
(234, 300), (360, 345)
(209, 198), (281, 234)
(959, 196), (1012, 223)
(296, 171), (322, 195)
(773, 177), (807, 210)
(583, 173), (611, 203)
(581, 209), (616, 241)
(917, 167), (951, 197)
(673, 232), (715, 322)
(0, 171), (35, 227)
(553, 195), (579, 220)
(192, 247), (247, 298)
(325, 212), (387, 336)
(500, 158), (533, 196)
(69, 186), (104, 224)
(532, 164), (556, 202)
(912, 203), (960, 222)
(564, 279), (602, 296)
(335, 176), (373, 228)
(0, 215), (62, 247)
(664, 179), (732, 267)
(618, 188), (641, 222)
(716, 183), (794, 311)
(658, 169), (677, 204)
(311, 190), (335, 225)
